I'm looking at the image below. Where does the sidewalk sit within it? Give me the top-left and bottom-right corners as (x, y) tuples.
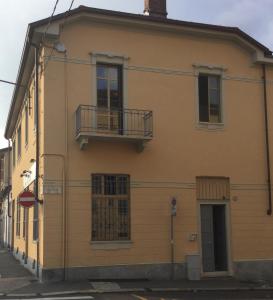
(0, 247), (35, 294)
(0, 248), (33, 279)
(0, 247), (272, 297)
(3, 276), (273, 297)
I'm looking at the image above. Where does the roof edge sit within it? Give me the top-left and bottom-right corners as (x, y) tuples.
(4, 25), (33, 139)
(4, 5), (273, 138)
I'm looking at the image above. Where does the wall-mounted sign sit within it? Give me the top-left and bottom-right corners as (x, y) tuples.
(19, 191), (35, 208)
(171, 197), (177, 216)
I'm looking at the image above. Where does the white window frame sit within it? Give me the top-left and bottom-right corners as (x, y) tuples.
(90, 52), (129, 130)
(24, 99), (29, 147)
(12, 138), (16, 169)
(17, 124), (22, 160)
(193, 64), (226, 130)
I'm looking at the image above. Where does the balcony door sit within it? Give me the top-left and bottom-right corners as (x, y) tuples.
(96, 64), (123, 134)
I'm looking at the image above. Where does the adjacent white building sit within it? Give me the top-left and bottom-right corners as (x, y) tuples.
(0, 147), (12, 248)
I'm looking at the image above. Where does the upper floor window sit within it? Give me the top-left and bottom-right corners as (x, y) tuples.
(92, 174), (130, 241)
(12, 139), (16, 168)
(17, 125), (22, 159)
(198, 74), (221, 123)
(96, 64), (123, 132)
(33, 82), (37, 130)
(0, 156), (4, 184)
(97, 64), (122, 109)
(25, 104), (28, 146)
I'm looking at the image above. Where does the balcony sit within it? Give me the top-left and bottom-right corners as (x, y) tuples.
(75, 105), (153, 152)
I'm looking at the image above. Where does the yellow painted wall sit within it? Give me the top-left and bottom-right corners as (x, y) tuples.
(11, 57), (45, 267)
(11, 17), (273, 274)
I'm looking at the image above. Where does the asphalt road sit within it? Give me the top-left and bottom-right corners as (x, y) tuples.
(1, 291), (273, 300)
(1, 291), (269, 300)
(90, 290), (273, 300)
(0, 291), (273, 300)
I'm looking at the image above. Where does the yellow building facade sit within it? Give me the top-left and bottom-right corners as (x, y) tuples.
(4, 1), (273, 282)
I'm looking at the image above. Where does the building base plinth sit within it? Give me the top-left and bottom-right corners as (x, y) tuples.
(41, 263), (187, 282)
(234, 260), (273, 283)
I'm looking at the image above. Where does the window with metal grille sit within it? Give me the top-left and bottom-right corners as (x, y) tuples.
(196, 177), (230, 201)
(91, 174), (130, 241)
(17, 125), (22, 159)
(16, 198), (21, 237)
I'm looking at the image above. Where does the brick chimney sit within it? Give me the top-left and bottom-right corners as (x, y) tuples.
(144, 0), (168, 18)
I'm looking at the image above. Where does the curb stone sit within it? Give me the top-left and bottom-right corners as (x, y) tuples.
(40, 291), (84, 296)
(6, 293), (37, 297)
(97, 288), (146, 293)
(78, 289), (100, 294)
(149, 287), (273, 292)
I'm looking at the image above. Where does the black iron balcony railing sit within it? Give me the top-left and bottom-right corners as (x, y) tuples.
(76, 105), (153, 140)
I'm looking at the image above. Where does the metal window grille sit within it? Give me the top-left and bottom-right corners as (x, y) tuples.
(92, 174), (130, 241)
(196, 177), (230, 201)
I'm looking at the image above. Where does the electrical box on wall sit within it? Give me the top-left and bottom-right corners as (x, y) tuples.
(188, 233), (198, 242)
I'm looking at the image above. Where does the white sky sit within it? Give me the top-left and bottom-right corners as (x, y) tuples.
(1, 0), (273, 148)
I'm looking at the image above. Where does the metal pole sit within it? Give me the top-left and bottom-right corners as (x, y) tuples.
(171, 213), (174, 280)
(262, 64), (272, 216)
(25, 208), (29, 264)
(170, 198), (176, 280)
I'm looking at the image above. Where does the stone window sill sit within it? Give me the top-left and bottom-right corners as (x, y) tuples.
(90, 240), (133, 250)
(197, 122), (225, 131)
